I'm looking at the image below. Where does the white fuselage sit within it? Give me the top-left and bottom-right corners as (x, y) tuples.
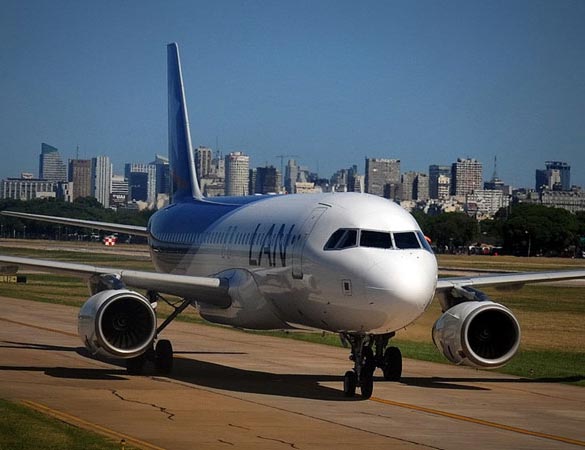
(149, 192), (438, 334)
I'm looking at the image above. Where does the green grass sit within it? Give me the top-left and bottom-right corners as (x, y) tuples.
(0, 398), (136, 450)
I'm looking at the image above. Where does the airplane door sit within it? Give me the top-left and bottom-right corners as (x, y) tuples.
(292, 207), (327, 279)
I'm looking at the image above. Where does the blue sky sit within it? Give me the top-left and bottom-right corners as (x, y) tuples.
(1, 0), (584, 188)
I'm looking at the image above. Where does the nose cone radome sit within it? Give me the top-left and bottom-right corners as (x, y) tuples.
(364, 250), (438, 332)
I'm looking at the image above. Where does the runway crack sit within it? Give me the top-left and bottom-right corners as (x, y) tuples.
(111, 390), (175, 421)
(228, 423), (251, 430)
(257, 435), (299, 449)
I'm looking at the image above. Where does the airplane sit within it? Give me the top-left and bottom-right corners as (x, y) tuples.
(2, 43), (585, 399)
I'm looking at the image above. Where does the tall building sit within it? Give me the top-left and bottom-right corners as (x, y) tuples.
(535, 161), (571, 192)
(39, 143), (67, 183)
(401, 171), (418, 201)
(225, 152), (250, 196)
(150, 154), (170, 197)
(125, 163), (157, 203)
(451, 158), (482, 197)
(428, 165), (451, 199)
(415, 173), (429, 201)
(68, 159), (92, 200)
(110, 174), (129, 207)
(436, 174), (451, 200)
(194, 146), (213, 178)
(285, 159), (299, 194)
(365, 157), (400, 197)
(91, 156), (112, 208)
(254, 166), (280, 194)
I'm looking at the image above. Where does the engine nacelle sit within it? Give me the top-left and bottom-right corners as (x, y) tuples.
(432, 301), (521, 368)
(78, 289), (157, 359)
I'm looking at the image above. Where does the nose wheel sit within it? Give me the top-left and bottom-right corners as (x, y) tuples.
(341, 332), (402, 399)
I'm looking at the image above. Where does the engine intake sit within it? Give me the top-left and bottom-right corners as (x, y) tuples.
(432, 301), (521, 368)
(78, 289), (157, 358)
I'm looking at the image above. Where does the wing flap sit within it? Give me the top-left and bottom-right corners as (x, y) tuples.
(1, 211), (148, 237)
(0, 255), (231, 308)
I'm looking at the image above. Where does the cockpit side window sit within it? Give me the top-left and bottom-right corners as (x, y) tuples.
(360, 230), (392, 249)
(393, 231), (421, 249)
(324, 229), (358, 250)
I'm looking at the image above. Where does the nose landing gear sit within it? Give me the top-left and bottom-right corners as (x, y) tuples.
(341, 332), (402, 399)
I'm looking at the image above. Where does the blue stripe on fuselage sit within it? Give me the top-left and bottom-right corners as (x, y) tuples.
(148, 195), (274, 240)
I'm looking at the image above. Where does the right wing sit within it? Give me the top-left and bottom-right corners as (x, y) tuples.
(0, 211), (148, 237)
(0, 254), (231, 308)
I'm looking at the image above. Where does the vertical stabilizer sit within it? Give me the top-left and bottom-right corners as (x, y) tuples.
(167, 43), (203, 202)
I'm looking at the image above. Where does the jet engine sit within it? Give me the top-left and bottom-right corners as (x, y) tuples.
(432, 301), (521, 368)
(78, 289), (157, 359)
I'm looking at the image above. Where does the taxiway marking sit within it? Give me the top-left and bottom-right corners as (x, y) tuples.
(370, 396), (585, 447)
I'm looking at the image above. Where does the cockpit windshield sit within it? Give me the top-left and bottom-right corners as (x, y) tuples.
(324, 229), (433, 253)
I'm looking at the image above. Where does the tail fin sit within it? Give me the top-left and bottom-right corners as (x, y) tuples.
(167, 43), (203, 202)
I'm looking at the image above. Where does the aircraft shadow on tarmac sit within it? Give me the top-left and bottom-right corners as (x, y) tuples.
(1, 340), (583, 399)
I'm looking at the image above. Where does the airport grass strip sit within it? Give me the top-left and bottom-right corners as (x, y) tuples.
(0, 398), (129, 450)
(21, 400), (165, 450)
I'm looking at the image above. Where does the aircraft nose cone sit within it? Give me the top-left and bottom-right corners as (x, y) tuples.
(364, 250), (437, 331)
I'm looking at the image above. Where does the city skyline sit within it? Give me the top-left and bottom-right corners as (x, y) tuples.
(1, 1), (584, 187)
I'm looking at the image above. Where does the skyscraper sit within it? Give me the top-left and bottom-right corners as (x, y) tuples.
(285, 159), (299, 194)
(39, 143), (67, 183)
(536, 161), (571, 192)
(401, 171), (418, 201)
(428, 165), (451, 199)
(225, 152), (250, 196)
(451, 158), (482, 197)
(68, 159), (92, 200)
(194, 146), (213, 178)
(125, 163), (157, 203)
(254, 166), (280, 194)
(150, 154), (170, 197)
(91, 156), (112, 208)
(365, 158), (400, 197)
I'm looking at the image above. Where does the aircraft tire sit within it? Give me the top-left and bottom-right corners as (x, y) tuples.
(343, 370), (357, 397)
(155, 339), (173, 374)
(382, 346), (402, 381)
(126, 355), (146, 375)
(360, 367), (374, 399)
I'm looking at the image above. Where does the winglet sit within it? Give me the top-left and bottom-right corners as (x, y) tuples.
(167, 43), (203, 201)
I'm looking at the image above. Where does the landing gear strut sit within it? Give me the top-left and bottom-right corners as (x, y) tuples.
(125, 293), (191, 375)
(340, 332), (402, 399)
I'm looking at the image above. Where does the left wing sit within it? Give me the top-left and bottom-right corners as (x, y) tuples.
(0, 255), (231, 308)
(436, 270), (585, 291)
(0, 211), (148, 237)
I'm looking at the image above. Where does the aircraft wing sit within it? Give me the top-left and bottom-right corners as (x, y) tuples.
(0, 255), (231, 308)
(436, 269), (585, 291)
(0, 211), (149, 237)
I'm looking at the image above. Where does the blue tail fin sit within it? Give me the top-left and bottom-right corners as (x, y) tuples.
(167, 43), (202, 202)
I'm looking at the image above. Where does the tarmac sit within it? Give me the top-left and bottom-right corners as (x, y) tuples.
(1, 295), (584, 450)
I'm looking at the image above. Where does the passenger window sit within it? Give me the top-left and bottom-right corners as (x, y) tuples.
(393, 232), (421, 249)
(360, 230), (392, 249)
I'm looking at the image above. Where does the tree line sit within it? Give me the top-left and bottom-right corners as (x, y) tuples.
(413, 204), (585, 256)
(0, 197), (153, 241)
(1, 198), (584, 256)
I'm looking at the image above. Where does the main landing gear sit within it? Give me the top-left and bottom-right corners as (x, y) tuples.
(126, 293), (192, 375)
(341, 332), (402, 399)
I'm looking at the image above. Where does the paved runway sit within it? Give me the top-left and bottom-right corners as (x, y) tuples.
(1, 296), (584, 449)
